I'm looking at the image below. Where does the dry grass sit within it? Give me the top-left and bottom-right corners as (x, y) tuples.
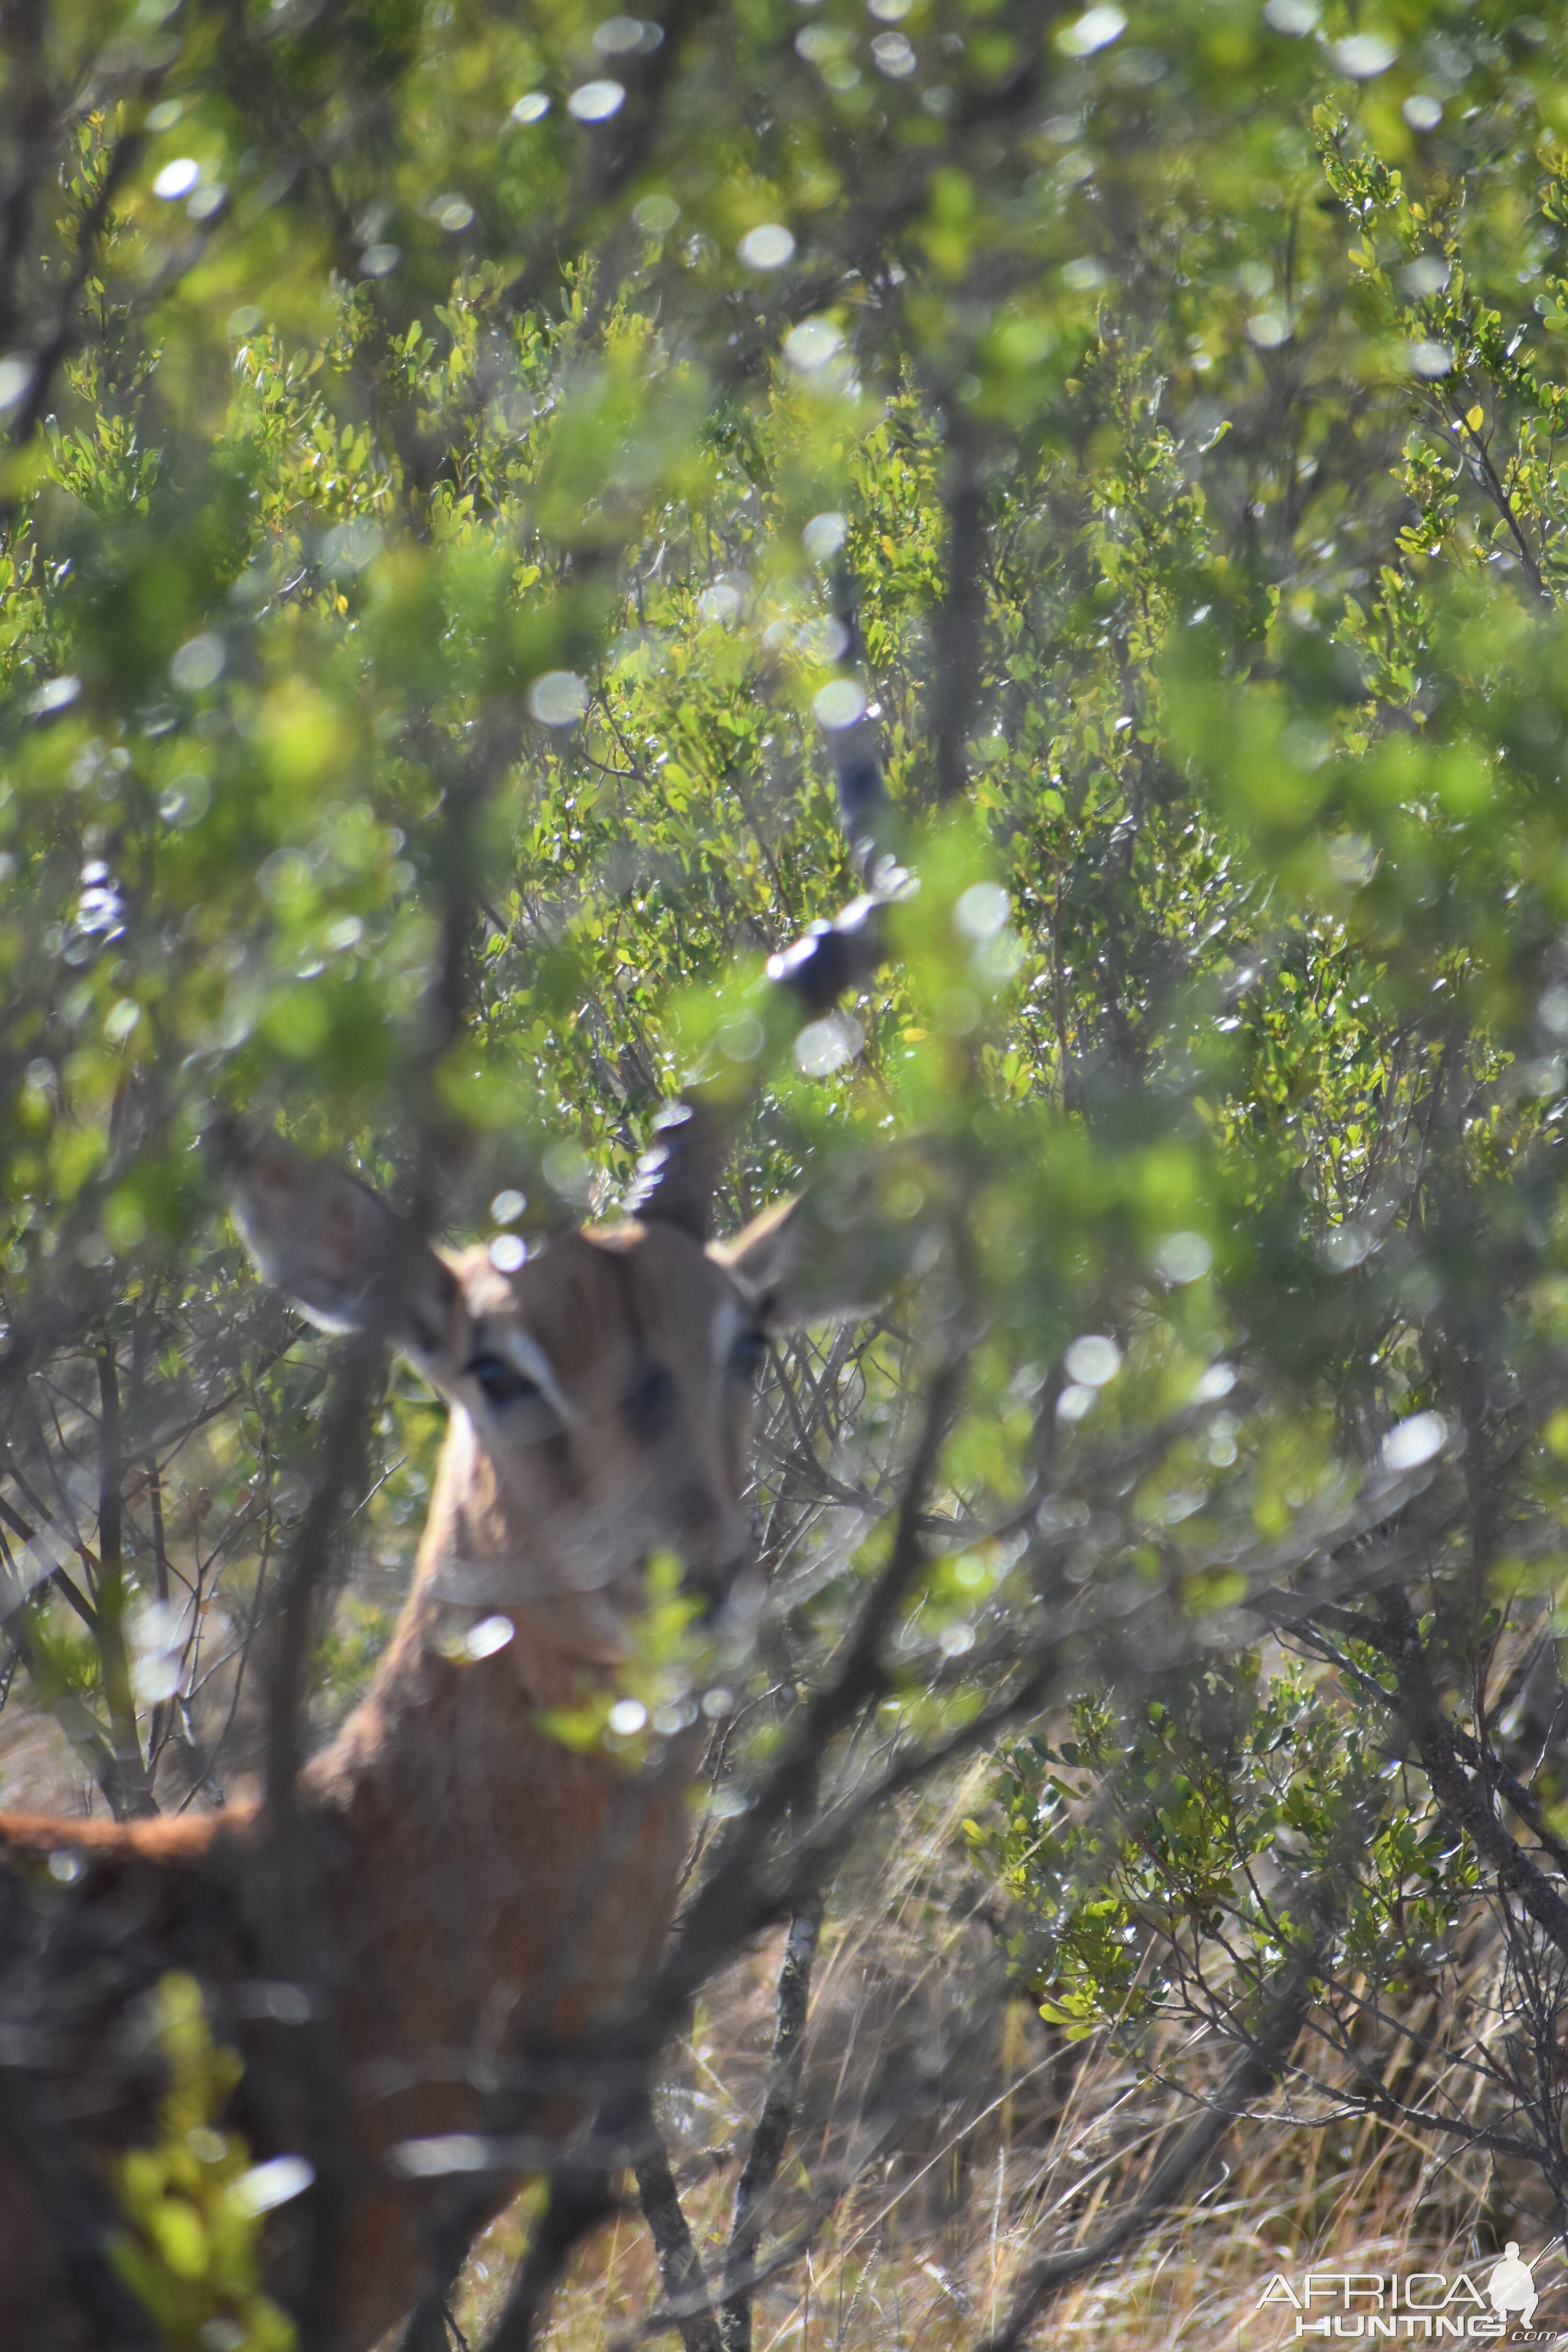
(451, 1762), (1566, 2352)
(5, 1654), (1559, 2351)
(0, 1698), (90, 1817)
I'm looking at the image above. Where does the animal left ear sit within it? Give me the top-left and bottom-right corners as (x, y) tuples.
(714, 1189), (917, 1333)
(221, 1126), (462, 1362)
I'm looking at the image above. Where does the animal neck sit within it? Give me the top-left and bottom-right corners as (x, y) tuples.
(201, 1413), (697, 2348)
(289, 1406), (695, 2108)
(310, 1407), (634, 1802)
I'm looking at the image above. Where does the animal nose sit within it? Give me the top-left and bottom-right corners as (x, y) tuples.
(660, 1474), (748, 1577)
(623, 1363), (678, 1444)
(666, 1475), (748, 1551)
(684, 1552), (752, 1620)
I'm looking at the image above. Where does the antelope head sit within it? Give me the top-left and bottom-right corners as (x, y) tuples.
(224, 1122), (854, 1637)
(221, 732), (906, 1667)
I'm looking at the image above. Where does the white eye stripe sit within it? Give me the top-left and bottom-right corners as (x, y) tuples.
(491, 1329), (579, 1424)
(712, 1294), (767, 1388)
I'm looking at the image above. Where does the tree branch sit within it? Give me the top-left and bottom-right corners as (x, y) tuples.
(719, 1897), (823, 2352)
(634, 2094), (725, 2352)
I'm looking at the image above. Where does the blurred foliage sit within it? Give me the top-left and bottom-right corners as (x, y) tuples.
(9, 0), (1568, 2265)
(984, 1655), (1480, 2041)
(111, 1972), (297, 2352)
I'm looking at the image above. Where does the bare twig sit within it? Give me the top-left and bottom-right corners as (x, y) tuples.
(635, 2095), (726, 2352)
(719, 1897), (824, 2352)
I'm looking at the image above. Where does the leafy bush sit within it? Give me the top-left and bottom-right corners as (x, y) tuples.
(9, 0), (1568, 2338)
(112, 1974), (297, 2352)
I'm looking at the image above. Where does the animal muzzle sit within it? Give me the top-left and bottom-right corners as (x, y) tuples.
(681, 1549), (754, 1620)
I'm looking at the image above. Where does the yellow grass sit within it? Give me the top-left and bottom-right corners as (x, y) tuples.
(454, 1764), (1565, 2352)
(7, 1683), (1554, 2351)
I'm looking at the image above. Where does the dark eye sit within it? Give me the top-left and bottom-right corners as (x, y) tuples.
(624, 1363), (678, 1443)
(467, 1352), (540, 1410)
(728, 1327), (768, 1385)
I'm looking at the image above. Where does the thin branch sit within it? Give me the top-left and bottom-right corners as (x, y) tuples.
(720, 1896), (823, 2352)
(95, 1342), (153, 1819)
(930, 406), (986, 806)
(634, 2095), (725, 2352)
(1381, 1588), (1568, 1965)
(478, 2099), (645, 2352)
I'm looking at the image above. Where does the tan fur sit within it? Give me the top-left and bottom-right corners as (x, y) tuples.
(0, 1206), (798, 2349)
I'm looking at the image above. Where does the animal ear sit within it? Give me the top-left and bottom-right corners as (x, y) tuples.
(714, 1190), (917, 1333)
(224, 1130), (461, 1362)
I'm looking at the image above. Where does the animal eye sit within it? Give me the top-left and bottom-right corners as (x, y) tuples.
(624, 1363), (678, 1443)
(728, 1327), (768, 1384)
(467, 1352), (540, 1410)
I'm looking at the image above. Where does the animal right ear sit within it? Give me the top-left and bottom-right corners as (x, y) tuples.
(716, 1146), (948, 1331)
(716, 1189), (916, 1332)
(223, 1129), (460, 1362)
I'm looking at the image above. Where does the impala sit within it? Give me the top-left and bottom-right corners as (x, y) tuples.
(0, 1098), (872, 2350)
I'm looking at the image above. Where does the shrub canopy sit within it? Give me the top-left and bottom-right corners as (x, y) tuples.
(9, 0), (1568, 2331)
